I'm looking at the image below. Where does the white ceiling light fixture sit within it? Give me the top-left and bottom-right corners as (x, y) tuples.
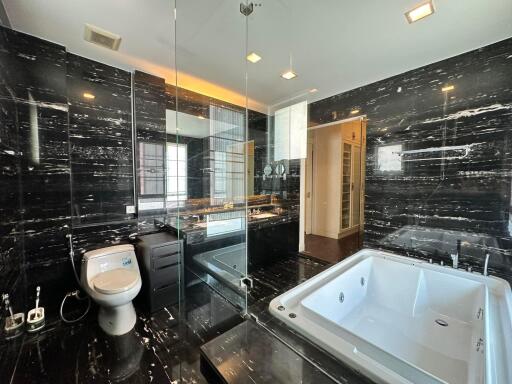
(405, 1), (435, 24)
(281, 52), (297, 80)
(281, 70), (297, 80)
(246, 52), (262, 63)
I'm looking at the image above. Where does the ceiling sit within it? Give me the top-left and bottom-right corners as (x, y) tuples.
(3, 0), (512, 113)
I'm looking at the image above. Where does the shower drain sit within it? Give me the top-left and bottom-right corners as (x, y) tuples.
(435, 319), (448, 327)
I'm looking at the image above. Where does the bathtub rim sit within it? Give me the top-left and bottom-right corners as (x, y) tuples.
(269, 248), (512, 384)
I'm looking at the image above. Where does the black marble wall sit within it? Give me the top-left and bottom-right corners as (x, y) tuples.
(133, 71), (169, 233)
(0, 29), (24, 301)
(0, 26), (139, 316)
(0, 26), (70, 315)
(67, 53), (134, 225)
(309, 37), (512, 280)
(67, 55), (137, 265)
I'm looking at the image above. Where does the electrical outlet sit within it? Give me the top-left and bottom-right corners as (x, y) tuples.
(126, 205), (136, 214)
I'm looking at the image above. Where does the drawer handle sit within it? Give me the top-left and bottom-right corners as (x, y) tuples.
(154, 282), (176, 292)
(155, 251), (179, 259)
(156, 262), (178, 271)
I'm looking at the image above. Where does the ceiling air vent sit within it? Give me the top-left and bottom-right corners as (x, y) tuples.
(84, 24), (121, 51)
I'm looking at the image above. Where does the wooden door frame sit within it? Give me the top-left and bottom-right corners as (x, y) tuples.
(299, 115), (366, 253)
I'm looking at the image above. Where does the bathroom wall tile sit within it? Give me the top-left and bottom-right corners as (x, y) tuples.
(71, 220), (137, 257)
(309, 37), (512, 280)
(67, 54), (134, 225)
(133, 71), (168, 232)
(0, 26), (72, 327)
(135, 71), (167, 140)
(0, 27), (70, 270)
(0, 95), (22, 295)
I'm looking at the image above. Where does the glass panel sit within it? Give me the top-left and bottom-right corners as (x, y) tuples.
(174, 1), (249, 314)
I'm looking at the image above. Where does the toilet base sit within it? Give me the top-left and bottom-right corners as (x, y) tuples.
(98, 302), (137, 336)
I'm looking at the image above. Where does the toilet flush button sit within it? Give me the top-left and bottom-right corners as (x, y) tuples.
(126, 205), (136, 214)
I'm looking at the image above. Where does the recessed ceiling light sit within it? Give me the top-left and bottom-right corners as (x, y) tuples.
(441, 85), (454, 92)
(350, 109), (360, 115)
(246, 52), (262, 63)
(281, 70), (297, 80)
(83, 92), (95, 99)
(405, 1), (435, 24)
(309, 88), (318, 93)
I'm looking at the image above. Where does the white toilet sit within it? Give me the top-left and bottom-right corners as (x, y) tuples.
(81, 244), (142, 336)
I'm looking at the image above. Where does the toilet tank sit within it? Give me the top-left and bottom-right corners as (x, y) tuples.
(82, 244), (140, 284)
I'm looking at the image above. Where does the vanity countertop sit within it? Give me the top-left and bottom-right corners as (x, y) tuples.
(154, 205), (299, 241)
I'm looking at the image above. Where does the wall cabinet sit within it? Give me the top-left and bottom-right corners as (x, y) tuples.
(340, 141), (361, 233)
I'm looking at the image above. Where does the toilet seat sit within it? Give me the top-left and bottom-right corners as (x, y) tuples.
(92, 269), (139, 294)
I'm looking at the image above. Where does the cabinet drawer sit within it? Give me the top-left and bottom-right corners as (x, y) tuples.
(151, 282), (180, 310)
(152, 242), (180, 258)
(152, 252), (180, 270)
(151, 263), (179, 287)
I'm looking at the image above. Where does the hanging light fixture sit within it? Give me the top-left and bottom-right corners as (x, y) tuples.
(281, 52), (297, 80)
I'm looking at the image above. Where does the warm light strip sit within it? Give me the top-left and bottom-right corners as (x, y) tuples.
(83, 92), (95, 99)
(405, 1), (435, 23)
(441, 85), (454, 92)
(350, 109), (360, 115)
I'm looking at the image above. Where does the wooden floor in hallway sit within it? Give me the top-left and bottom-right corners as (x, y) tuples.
(303, 232), (362, 264)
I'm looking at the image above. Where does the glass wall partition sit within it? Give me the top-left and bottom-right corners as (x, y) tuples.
(172, 1), (250, 314)
(244, 0), (367, 316)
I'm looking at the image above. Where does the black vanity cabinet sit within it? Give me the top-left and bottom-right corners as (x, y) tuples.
(135, 232), (183, 313)
(248, 219), (299, 271)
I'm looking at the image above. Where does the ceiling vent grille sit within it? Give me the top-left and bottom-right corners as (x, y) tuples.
(84, 24), (121, 51)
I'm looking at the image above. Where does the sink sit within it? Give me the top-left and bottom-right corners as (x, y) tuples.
(250, 212), (278, 219)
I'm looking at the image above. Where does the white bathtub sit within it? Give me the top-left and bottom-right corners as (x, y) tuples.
(269, 249), (512, 384)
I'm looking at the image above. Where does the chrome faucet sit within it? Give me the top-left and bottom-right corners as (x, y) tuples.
(450, 239), (461, 269)
(483, 252), (491, 276)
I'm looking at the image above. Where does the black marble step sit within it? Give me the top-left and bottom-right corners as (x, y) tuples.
(200, 319), (338, 384)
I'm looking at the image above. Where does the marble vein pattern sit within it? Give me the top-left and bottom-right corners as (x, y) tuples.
(133, 71), (168, 231)
(0, 278), (244, 384)
(309, 37), (512, 280)
(0, 26), (70, 318)
(67, 53), (134, 224)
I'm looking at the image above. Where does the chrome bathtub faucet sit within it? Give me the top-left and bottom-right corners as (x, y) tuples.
(450, 239), (461, 269)
(484, 252), (491, 276)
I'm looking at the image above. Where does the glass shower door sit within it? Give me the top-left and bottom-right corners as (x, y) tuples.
(173, 0), (250, 314)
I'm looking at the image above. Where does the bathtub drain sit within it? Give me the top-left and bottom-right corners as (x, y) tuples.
(435, 319), (448, 327)
(339, 292), (344, 303)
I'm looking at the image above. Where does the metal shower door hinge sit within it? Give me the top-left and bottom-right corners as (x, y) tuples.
(240, 276), (254, 290)
(476, 337), (484, 352)
(240, 2), (254, 16)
